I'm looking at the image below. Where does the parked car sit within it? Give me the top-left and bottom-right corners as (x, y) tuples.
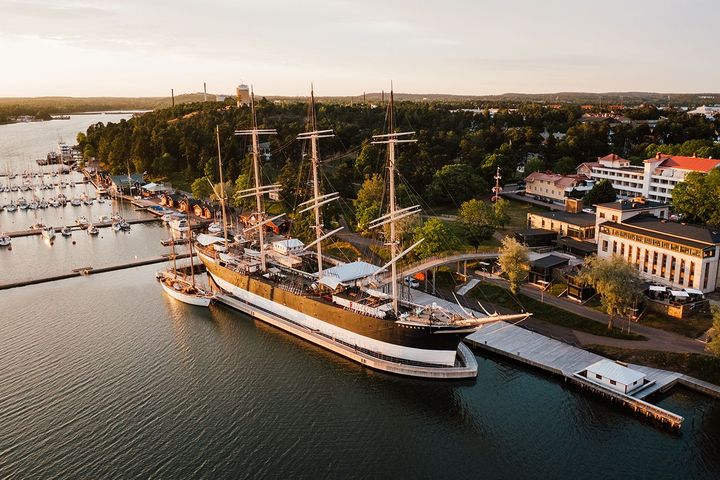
(404, 276), (420, 288)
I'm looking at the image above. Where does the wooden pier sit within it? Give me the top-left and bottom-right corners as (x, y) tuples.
(0, 254), (196, 291)
(466, 322), (720, 429)
(5, 217), (161, 238)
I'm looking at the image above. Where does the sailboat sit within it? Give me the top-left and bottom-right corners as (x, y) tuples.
(195, 87), (530, 377)
(0, 233), (11, 247)
(158, 212), (213, 306)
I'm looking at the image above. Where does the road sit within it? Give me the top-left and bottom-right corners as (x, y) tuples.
(462, 273), (709, 355)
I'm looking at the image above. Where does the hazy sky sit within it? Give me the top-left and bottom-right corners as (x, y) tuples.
(1, 0), (718, 97)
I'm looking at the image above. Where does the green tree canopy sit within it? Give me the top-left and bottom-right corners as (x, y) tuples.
(579, 255), (643, 330)
(498, 236), (529, 294)
(672, 169), (720, 227)
(708, 306), (720, 357)
(353, 174), (384, 233)
(583, 179), (616, 206)
(493, 197), (511, 229)
(458, 199), (496, 251)
(412, 218), (462, 259)
(191, 177), (213, 200)
(427, 163), (488, 205)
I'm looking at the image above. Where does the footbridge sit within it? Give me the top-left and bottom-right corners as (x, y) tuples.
(377, 252), (498, 292)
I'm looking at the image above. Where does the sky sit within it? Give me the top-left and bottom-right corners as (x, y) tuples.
(1, 0), (718, 97)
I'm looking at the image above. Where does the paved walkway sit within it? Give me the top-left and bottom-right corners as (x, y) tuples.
(465, 273), (709, 355)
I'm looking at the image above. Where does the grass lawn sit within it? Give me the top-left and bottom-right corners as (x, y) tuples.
(324, 241), (362, 261)
(638, 310), (713, 339)
(503, 199), (544, 231)
(470, 282), (645, 341)
(585, 345), (720, 387)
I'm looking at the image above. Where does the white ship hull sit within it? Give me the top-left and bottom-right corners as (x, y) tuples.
(208, 269), (457, 366)
(160, 279), (212, 307)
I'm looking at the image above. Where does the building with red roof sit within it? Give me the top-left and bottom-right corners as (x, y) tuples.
(584, 152), (720, 203)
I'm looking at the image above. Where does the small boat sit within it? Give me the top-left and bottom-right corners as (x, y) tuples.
(75, 216), (89, 228)
(87, 224), (99, 235)
(158, 272), (214, 307)
(207, 222), (223, 234)
(42, 226), (56, 241)
(5, 203), (17, 213)
(83, 198), (94, 206)
(0, 233), (10, 247)
(98, 214), (110, 223)
(169, 218), (188, 233)
(27, 201), (38, 210)
(112, 222), (122, 232)
(49, 198), (60, 207)
(96, 197), (105, 204)
(120, 220), (131, 231)
(61, 226), (73, 237)
(38, 200), (49, 209)
(70, 198), (82, 206)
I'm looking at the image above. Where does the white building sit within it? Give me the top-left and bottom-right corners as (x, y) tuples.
(524, 172), (594, 203)
(579, 153), (720, 203)
(585, 359), (646, 394)
(596, 213), (720, 293)
(687, 105), (720, 119)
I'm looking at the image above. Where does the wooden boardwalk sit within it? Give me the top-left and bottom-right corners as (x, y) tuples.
(466, 322), (720, 428)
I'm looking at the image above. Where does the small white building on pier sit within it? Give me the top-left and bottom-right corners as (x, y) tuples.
(585, 359), (646, 394)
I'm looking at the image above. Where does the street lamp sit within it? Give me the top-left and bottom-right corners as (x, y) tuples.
(537, 280), (550, 304)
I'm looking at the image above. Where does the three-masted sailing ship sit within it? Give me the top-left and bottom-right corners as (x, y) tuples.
(196, 87), (529, 376)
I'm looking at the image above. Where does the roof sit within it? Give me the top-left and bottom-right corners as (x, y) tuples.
(273, 238), (304, 249)
(319, 261), (381, 282)
(530, 210), (596, 227)
(600, 216), (720, 249)
(109, 173), (144, 186)
(653, 155), (720, 173)
(142, 182), (172, 192)
(524, 172), (588, 188)
(530, 254), (570, 270)
(515, 228), (558, 237)
(196, 234), (224, 246)
(576, 161), (600, 171)
(586, 359), (646, 385)
(556, 236), (598, 253)
(624, 215), (720, 245)
(598, 153), (628, 163)
(595, 199), (667, 211)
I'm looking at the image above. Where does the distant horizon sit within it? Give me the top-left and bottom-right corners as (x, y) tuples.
(2, 1), (719, 97)
(2, 89), (720, 101)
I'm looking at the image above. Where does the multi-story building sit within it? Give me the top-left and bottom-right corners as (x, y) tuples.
(597, 214), (720, 292)
(527, 210), (596, 240)
(580, 153), (720, 203)
(524, 172), (593, 203)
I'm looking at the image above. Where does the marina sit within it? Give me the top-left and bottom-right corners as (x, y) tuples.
(1, 112), (719, 479)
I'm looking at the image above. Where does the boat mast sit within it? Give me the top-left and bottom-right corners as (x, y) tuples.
(297, 86), (335, 278)
(215, 125), (229, 249)
(234, 88), (278, 272)
(187, 204), (195, 287)
(370, 87), (418, 316)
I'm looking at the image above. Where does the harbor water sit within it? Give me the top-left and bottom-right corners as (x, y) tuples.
(1, 114), (719, 479)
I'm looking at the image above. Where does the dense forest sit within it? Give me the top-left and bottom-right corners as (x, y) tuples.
(77, 99), (720, 213)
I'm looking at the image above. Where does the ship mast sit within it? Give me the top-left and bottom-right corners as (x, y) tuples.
(234, 88), (279, 272)
(296, 86), (338, 278)
(370, 87), (420, 315)
(215, 125), (229, 249)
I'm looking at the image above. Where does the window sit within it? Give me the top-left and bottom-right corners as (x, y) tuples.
(596, 374), (602, 380)
(602, 240), (608, 252)
(613, 241), (617, 254)
(704, 263), (710, 290)
(689, 262), (695, 285)
(612, 215), (618, 222)
(652, 252), (658, 275)
(610, 380), (617, 386)
(620, 243), (625, 256)
(599, 212), (606, 219)
(679, 259), (686, 285)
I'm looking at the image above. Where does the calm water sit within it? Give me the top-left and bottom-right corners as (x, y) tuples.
(0, 114), (719, 479)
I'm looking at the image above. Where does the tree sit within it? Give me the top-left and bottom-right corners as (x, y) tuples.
(497, 236), (529, 294)
(583, 179), (616, 206)
(579, 255), (643, 330)
(427, 163), (488, 205)
(523, 157), (544, 176)
(707, 306), (720, 357)
(191, 177), (213, 200)
(458, 199), (495, 251)
(493, 197), (511, 229)
(672, 169), (720, 227)
(353, 174), (384, 233)
(554, 156), (576, 175)
(412, 218), (462, 259)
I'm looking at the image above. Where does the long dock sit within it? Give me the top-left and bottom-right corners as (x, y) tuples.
(465, 322), (720, 428)
(0, 253), (194, 291)
(5, 217), (161, 238)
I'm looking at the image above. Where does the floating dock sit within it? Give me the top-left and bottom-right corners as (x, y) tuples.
(0, 254), (195, 291)
(5, 217), (161, 238)
(465, 322), (720, 429)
